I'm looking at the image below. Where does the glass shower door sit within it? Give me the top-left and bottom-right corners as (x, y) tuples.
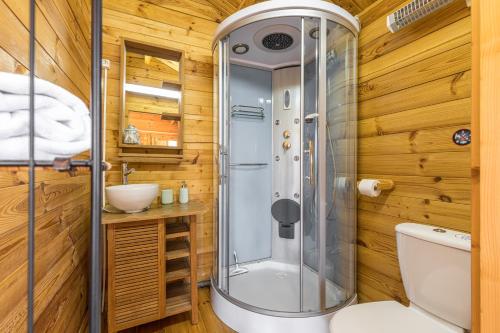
(215, 37), (230, 294)
(301, 16), (321, 312)
(323, 19), (357, 308)
(301, 17), (357, 313)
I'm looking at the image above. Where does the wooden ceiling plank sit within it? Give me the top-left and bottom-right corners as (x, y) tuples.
(206, 0), (375, 20)
(205, 0), (237, 17)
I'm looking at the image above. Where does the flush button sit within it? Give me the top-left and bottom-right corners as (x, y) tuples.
(433, 228), (446, 233)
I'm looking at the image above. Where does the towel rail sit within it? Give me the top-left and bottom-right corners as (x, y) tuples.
(229, 163), (269, 166)
(231, 105), (265, 119)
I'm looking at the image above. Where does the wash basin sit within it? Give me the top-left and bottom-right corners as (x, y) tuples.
(106, 184), (159, 213)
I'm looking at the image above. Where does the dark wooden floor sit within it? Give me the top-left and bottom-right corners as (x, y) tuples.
(117, 287), (235, 333)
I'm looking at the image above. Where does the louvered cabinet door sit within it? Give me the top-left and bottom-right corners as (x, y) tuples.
(107, 220), (165, 332)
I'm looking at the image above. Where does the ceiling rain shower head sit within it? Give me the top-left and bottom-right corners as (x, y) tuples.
(262, 33), (294, 51)
(254, 24), (299, 53)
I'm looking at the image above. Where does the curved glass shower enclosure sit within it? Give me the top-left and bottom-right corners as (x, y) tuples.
(212, 1), (358, 330)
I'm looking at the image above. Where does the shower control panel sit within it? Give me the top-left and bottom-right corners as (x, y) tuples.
(272, 67), (300, 246)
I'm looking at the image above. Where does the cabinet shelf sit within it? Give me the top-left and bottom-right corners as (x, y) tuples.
(166, 239), (190, 260)
(166, 258), (190, 283)
(166, 222), (190, 239)
(165, 281), (191, 316)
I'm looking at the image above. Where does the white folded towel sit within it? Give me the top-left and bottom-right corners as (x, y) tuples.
(0, 136), (90, 161)
(0, 72), (91, 161)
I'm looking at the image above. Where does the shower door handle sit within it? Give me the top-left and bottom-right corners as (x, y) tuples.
(305, 140), (314, 185)
(219, 145), (228, 185)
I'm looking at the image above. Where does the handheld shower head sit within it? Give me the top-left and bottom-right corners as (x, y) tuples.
(304, 113), (319, 123)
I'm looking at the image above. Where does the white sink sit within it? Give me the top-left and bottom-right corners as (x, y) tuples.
(106, 184), (159, 213)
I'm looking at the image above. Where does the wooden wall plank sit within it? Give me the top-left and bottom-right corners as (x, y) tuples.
(358, 98), (471, 137)
(359, 70), (471, 120)
(0, 170), (91, 332)
(359, 43), (471, 101)
(360, 16), (471, 80)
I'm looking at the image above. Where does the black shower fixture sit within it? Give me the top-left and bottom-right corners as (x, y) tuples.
(262, 33), (294, 50)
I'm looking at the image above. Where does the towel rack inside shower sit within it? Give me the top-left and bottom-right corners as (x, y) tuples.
(231, 105), (265, 119)
(229, 163), (268, 166)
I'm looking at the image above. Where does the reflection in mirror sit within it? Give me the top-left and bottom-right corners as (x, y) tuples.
(121, 40), (183, 149)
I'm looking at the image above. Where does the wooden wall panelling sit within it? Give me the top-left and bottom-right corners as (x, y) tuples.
(0, 0), (89, 100)
(0, 0), (91, 330)
(475, 0), (500, 331)
(0, 169), (90, 332)
(356, 0), (471, 304)
(104, 0), (217, 282)
(359, 0), (470, 64)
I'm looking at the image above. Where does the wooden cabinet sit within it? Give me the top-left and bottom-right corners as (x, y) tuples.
(104, 202), (206, 332)
(107, 220), (165, 330)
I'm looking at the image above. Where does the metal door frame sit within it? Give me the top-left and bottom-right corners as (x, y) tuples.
(0, 1), (103, 331)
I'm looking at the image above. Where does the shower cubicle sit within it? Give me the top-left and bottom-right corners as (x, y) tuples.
(211, 1), (359, 332)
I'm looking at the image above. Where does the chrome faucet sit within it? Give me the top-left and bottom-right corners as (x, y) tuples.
(122, 162), (135, 185)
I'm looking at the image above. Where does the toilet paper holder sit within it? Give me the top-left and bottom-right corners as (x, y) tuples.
(374, 179), (394, 191)
(357, 179), (394, 192)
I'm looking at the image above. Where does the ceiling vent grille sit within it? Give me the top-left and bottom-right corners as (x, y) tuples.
(387, 0), (456, 33)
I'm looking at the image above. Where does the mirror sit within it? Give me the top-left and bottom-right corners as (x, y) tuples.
(120, 40), (183, 151)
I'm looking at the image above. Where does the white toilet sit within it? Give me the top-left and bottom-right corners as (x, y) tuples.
(330, 223), (471, 333)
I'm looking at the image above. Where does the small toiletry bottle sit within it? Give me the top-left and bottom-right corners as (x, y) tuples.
(179, 181), (189, 204)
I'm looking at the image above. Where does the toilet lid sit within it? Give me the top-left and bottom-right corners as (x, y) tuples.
(330, 301), (456, 333)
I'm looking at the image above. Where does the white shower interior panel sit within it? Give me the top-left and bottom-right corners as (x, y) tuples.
(271, 66), (301, 264)
(229, 64), (273, 265)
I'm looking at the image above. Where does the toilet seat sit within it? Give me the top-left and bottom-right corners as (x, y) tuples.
(330, 301), (460, 333)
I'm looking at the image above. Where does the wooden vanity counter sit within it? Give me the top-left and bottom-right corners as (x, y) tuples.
(102, 200), (207, 225)
(104, 201), (208, 332)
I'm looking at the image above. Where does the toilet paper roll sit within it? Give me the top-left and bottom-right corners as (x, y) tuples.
(357, 179), (381, 197)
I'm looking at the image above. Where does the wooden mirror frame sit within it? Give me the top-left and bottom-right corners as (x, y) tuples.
(118, 38), (185, 158)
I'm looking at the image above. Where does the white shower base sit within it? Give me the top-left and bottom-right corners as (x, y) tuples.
(211, 259), (357, 333)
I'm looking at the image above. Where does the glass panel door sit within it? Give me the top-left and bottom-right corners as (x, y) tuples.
(323, 20), (358, 308)
(212, 41), (219, 289)
(301, 17), (358, 312)
(217, 37), (230, 293)
(301, 16), (321, 312)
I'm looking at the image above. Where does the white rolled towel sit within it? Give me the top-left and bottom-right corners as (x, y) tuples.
(0, 72), (91, 160)
(0, 136), (90, 161)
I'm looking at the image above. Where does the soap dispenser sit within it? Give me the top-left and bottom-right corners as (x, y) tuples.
(179, 181), (189, 204)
